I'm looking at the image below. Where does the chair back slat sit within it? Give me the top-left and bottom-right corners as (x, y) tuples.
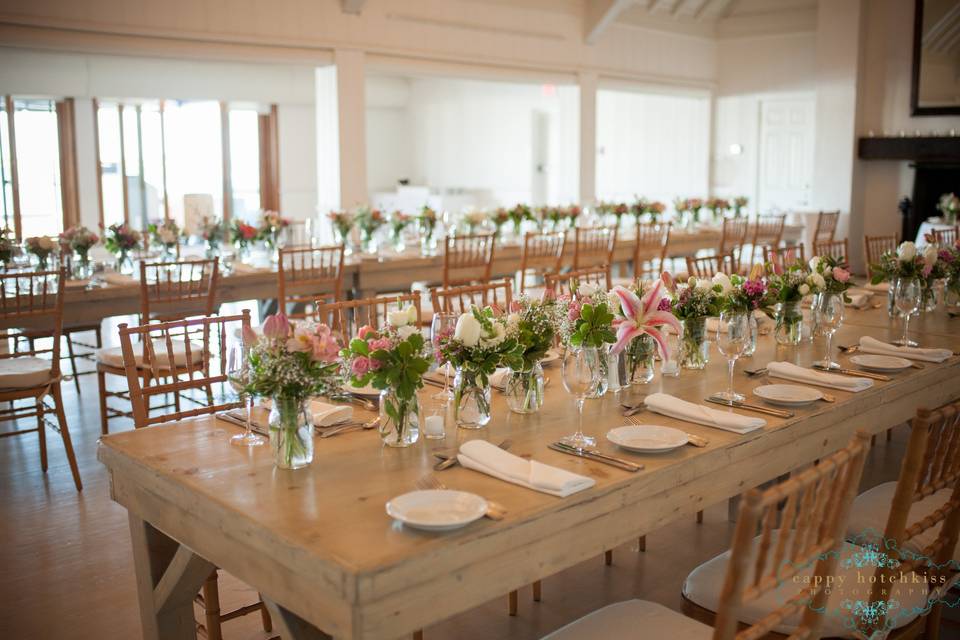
(572, 226), (617, 270)
(0, 269), (65, 373)
(443, 232), (496, 287)
(686, 252), (736, 279)
(543, 266), (611, 298)
(431, 278), (512, 315)
(140, 259), (219, 323)
(634, 222), (670, 281)
(813, 211), (840, 243)
(519, 231), (566, 293)
(277, 244), (345, 319)
(812, 238), (848, 263)
(864, 234), (898, 278)
(932, 226), (959, 248)
(764, 243), (806, 273)
(316, 293), (422, 341)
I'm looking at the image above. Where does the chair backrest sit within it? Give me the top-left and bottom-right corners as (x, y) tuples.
(864, 234), (898, 278)
(544, 266), (611, 298)
(0, 268), (64, 378)
(283, 219), (313, 247)
(634, 222), (671, 280)
(933, 226), (959, 248)
(686, 252), (736, 279)
(118, 310), (251, 428)
(431, 278), (513, 315)
(712, 431), (871, 640)
(813, 211), (840, 243)
(751, 215), (786, 247)
(865, 400), (960, 635)
(519, 231), (566, 293)
(140, 259), (219, 323)
(315, 293), (422, 342)
(277, 244), (345, 319)
(764, 243), (806, 273)
(443, 232), (496, 287)
(813, 238), (849, 263)
(720, 217), (749, 254)
(572, 225), (617, 270)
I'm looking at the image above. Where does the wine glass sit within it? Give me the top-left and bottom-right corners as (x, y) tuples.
(894, 277), (921, 347)
(227, 343), (266, 446)
(560, 346), (602, 448)
(714, 311), (749, 403)
(814, 294), (844, 369)
(430, 312), (458, 401)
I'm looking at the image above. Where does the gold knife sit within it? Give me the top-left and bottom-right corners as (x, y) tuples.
(549, 442), (643, 472)
(705, 396), (794, 419)
(813, 364), (890, 381)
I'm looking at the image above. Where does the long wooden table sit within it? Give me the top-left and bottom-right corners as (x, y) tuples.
(98, 306), (960, 640)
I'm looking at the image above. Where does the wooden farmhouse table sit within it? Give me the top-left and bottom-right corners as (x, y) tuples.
(99, 306), (960, 640)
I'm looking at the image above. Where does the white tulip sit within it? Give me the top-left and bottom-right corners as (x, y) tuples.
(808, 257), (821, 272)
(898, 241), (917, 262)
(799, 283), (810, 296)
(396, 325), (418, 340)
(923, 245), (939, 268)
(809, 273), (826, 289)
(711, 272), (733, 294)
(823, 266), (833, 278)
(480, 322), (506, 347)
(454, 313), (481, 347)
(388, 305), (418, 328)
(695, 278), (712, 292)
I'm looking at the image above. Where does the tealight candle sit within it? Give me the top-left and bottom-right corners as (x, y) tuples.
(424, 414), (445, 439)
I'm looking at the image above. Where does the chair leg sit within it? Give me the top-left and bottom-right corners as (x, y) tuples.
(871, 434), (877, 446)
(258, 595), (273, 632)
(413, 631), (423, 640)
(604, 550), (613, 566)
(65, 334), (81, 395)
(638, 535), (646, 552)
(696, 510), (703, 524)
(97, 370), (109, 436)
(508, 590), (518, 616)
(532, 580), (542, 602)
(37, 397), (48, 472)
(886, 428), (892, 442)
(201, 571), (223, 640)
(51, 383), (82, 491)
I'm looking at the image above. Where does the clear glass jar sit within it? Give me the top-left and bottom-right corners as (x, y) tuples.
(605, 345), (623, 392)
(378, 388), (420, 447)
(73, 252), (94, 279)
(887, 279), (897, 318)
(921, 279), (938, 312)
(680, 316), (710, 369)
(586, 350), (610, 398)
(623, 334), (656, 385)
(453, 366), (491, 429)
(743, 313), (759, 357)
(774, 300), (803, 346)
(269, 395), (314, 470)
(504, 363), (545, 414)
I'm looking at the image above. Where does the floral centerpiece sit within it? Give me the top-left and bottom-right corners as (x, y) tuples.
(551, 283), (617, 395)
(687, 198), (704, 225)
(328, 210), (353, 247)
(809, 255), (853, 299)
(705, 197), (730, 221)
(609, 281), (680, 385)
(435, 307), (523, 428)
(721, 267), (770, 356)
(673, 198), (690, 228)
(938, 192), (959, 224)
(60, 225), (99, 277)
(341, 305), (430, 447)
(502, 297), (555, 413)
(463, 210), (488, 234)
(766, 261), (822, 344)
(0, 229), (14, 266)
(198, 216), (223, 257)
(26, 236), (57, 270)
(103, 223), (141, 273)
(732, 196), (748, 218)
(418, 206), (438, 255)
(630, 198), (648, 225)
(230, 219), (258, 258)
(939, 241), (960, 307)
(870, 241), (942, 313)
(538, 206), (563, 232)
(607, 202), (629, 227)
(647, 201), (666, 223)
(664, 274), (724, 368)
(243, 314), (341, 468)
(258, 210), (290, 261)
(354, 207), (385, 254)
(386, 210), (410, 252)
(564, 204), (582, 228)
(508, 204), (533, 237)
(148, 219), (181, 259)
(490, 208), (510, 238)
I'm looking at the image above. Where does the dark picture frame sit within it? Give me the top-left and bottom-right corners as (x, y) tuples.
(911, 0), (960, 116)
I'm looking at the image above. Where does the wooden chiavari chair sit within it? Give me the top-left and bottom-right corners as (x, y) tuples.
(747, 215), (785, 265)
(443, 232), (496, 287)
(518, 231), (565, 294)
(277, 244), (344, 319)
(547, 432), (872, 639)
(686, 252), (736, 279)
(0, 268), (81, 491)
(864, 234), (898, 278)
(813, 238), (849, 262)
(544, 266), (612, 298)
(97, 259), (219, 435)
(572, 225), (617, 270)
(764, 243), (806, 273)
(633, 222), (670, 281)
(932, 226), (959, 248)
(813, 210), (840, 243)
(316, 293), (422, 343)
(719, 217), (749, 271)
(431, 278), (513, 315)
(118, 310), (274, 640)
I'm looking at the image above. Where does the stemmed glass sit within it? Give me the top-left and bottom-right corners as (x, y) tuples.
(227, 343), (266, 446)
(714, 311), (749, 403)
(430, 312), (458, 401)
(561, 346), (602, 448)
(894, 277), (921, 347)
(814, 294), (844, 369)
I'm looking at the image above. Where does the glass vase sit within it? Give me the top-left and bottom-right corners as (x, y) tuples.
(586, 351), (610, 398)
(73, 253), (93, 279)
(378, 388), (420, 447)
(623, 334), (656, 385)
(887, 279), (897, 318)
(921, 280), (938, 312)
(453, 367), (491, 429)
(774, 300), (803, 346)
(946, 282), (960, 310)
(360, 229), (378, 255)
(680, 317), (709, 370)
(419, 227), (436, 256)
(269, 395), (314, 470)
(504, 363), (545, 414)
(115, 250), (133, 275)
(743, 314), (759, 357)
(605, 345), (623, 392)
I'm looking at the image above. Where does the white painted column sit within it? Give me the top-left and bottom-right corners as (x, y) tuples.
(335, 49), (368, 210)
(578, 71), (597, 207)
(72, 98), (101, 229)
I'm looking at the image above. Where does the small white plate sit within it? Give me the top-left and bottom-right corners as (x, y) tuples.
(846, 287), (874, 298)
(540, 348), (561, 366)
(341, 382), (380, 397)
(606, 425), (688, 453)
(386, 490), (488, 531)
(849, 354), (913, 372)
(753, 384), (823, 407)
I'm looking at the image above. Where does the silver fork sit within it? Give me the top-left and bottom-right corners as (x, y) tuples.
(415, 474), (506, 520)
(624, 414), (709, 448)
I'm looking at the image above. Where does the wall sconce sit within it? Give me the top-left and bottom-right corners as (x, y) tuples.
(728, 143), (743, 155)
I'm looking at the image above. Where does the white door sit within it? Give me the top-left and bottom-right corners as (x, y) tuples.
(757, 99), (814, 213)
(531, 110), (549, 206)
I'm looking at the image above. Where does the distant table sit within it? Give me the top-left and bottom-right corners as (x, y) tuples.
(916, 218), (957, 247)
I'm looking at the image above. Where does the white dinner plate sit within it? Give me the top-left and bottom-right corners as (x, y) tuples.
(606, 425), (688, 453)
(341, 382), (380, 397)
(386, 490), (488, 531)
(540, 348), (561, 366)
(752, 384), (823, 407)
(849, 354), (913, 372)
(846, 287), (874, 298)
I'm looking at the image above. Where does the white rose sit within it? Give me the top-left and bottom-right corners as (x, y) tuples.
(506, 312), (521, 329)
(898, 241), (917, 262)
(823, 266), (833, 279)
(799, 283), (810, 295)
(396, 325), (418, 340)
(695, 278), (712, 292)
(454, 313), (481, 347)
(578, 282), (599, 297)
(923, 245), (939, 268)
(808, 273), (826, 289)
(387, 309), (409, 327)
(480, 322), (506, 347)
(711, 272), (732, 294)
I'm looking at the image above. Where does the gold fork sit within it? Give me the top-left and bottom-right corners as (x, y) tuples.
(624, 415), (709, 448)
(415, 474), (506, 520)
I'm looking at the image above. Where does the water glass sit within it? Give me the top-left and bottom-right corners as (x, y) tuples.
(715, 311), (749, 403)
(560, 346), (602, 448)
(894, 277), (921, 347)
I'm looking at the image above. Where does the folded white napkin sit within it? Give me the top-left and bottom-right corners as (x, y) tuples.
(231, 261), (265, 273)
(101, 271), (135, 285)
(767, 361), (873, 392)
(847, 292), (870, 309)
(260, 398), (353, 426)
(866, 282), (890, 293)
(488, 368), (510, 389)
(644, 392), (765, 433)
(457, 440), (595, 497)
(858, 336), (952, 363)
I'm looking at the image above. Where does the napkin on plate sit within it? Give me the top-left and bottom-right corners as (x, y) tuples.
(457, 440), (595, 497)
(766, 361), (873, 392)
(488, 368), (511, 389)
(261, 398), (353, 426)
(644, 392), (765, 434)
(847, 292), (870, 309)
(858, 336), (952, 363)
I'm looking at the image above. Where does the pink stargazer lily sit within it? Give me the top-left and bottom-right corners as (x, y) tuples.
(610, 282), (681, 359)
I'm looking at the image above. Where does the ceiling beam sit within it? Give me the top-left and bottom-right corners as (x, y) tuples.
(341, 0), (366, 15)
(584, 0), (636, 45)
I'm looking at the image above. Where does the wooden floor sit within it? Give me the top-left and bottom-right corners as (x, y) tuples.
(0, 331), (956, 640)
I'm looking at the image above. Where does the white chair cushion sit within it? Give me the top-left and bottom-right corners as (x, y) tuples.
(846, 481), (956, 561)
(0, 357), (53, 389)
(97, 340), (205, 369)
(682, 538), (927, 638)
(541, 600), (712, 640)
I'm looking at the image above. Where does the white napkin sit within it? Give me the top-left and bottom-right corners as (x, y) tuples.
(308, 400), (353, 426)
(457, 440), (595, 497)
(101, 271), (135, 285)
(644, 392), (765, 434)
(488, 367), (510, 389)
(766, 361), (873, 392)
(866, 282), (890, 293)
(847, 292), (870, 309)
(858, 336), (952, 363)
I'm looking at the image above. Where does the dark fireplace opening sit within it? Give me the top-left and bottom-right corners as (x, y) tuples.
(906, 162), (960, 240)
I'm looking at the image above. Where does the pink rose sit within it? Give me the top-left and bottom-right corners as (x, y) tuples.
(369, 358), (382, 371)
(311, 334), (340, 362)
(509, 300), (521, 313)
(369, 338), (391, 352)
(833, 267), (850, 283)
(357, 325), (375, 340)
(351, 357), (370, 376)
(262, 314), (291, 340)
(567, 301), (582, 322)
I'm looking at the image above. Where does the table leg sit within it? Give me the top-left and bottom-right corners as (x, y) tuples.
(128, 513), (216, 640)
(262, 597), (333, 639)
